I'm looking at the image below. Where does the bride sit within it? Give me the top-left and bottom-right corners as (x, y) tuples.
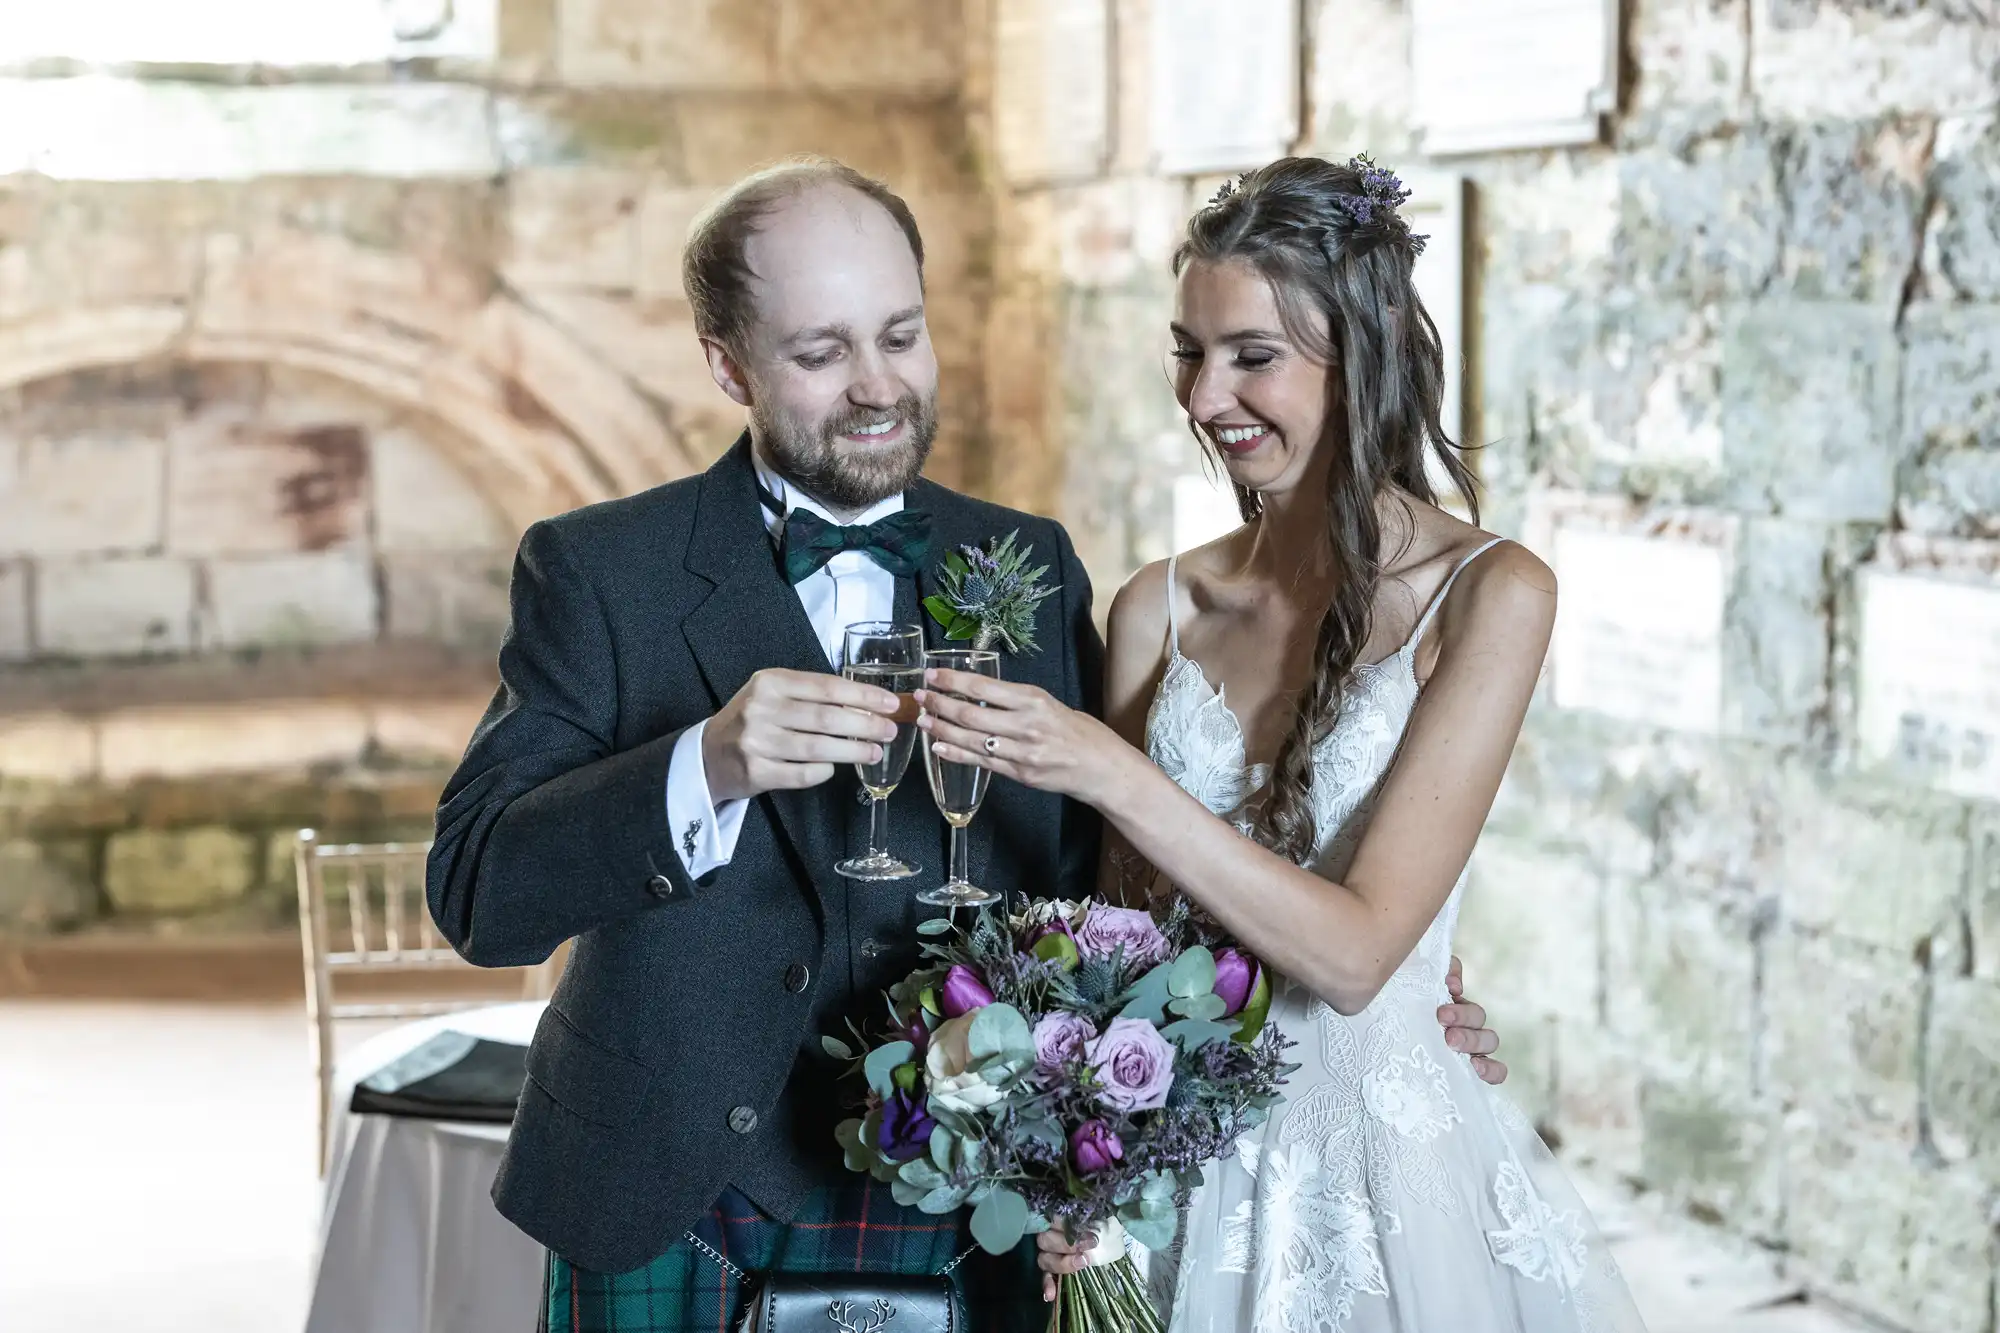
(916, 155), (1645, 1332)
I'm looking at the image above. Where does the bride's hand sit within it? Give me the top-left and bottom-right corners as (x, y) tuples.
(916, 669), (1141, 805)
(1034, 1223), (1097, 1302)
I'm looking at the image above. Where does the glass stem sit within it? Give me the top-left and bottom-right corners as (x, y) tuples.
(948, 823), (969, 887)
(868, 793), (888, 858)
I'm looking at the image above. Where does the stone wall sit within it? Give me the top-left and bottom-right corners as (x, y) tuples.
(0, 0), (990, 937)
(977, 1), (2000, 1329)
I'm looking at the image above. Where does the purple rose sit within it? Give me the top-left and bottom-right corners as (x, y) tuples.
(1072, 905), (1170, 967)
(1069, 1120), (1124, 1175)
(1032, 1011), (1098, 1073)
(876, 1090), (936, 1162)
(1213, 949), (1263, 1018)
(938, 965), (995, 1019)
(1085, 1017), (1177, 1112)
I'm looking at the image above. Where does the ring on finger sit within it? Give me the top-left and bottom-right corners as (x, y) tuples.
(983, 735), (1001, 756)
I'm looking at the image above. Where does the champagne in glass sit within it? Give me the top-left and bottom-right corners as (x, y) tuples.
(835, 622), (926, 881)
(918, 649), (1001, 909)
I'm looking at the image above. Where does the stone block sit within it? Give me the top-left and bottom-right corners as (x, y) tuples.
(1614, 132), (1782, 302)
(98, 702), (372, 782)
(1770, 772), (1968, 954)
(1766, 927), (1922, 1135)
(500, 168), (644, 292)
(0, 837), (96, 931)
(1453, 840), (1605, 1022)
(1643, 738), (1780, 898)
(0, 560), (27, 660)
(1777, 118), (1928, 304)
(1974, 809), (2000, 982)
(1927, 974), (2000, 1166)
(1782, 1124), (1995, 1333)
(1606, 875), (1761, 1093)
(1485, 709), (1658, 877)
(103, 827), (257, 914)
(1752, 2), (2000, 120)
(778, 0), (960, 93)
(1931, 113), (2000, 301)
(524, 290), (717, 409)
(381, 551), (513, 650)
(202, 551), (379, 650)
(559, 0), (777, 89)
(669, 97), (914, 192)
(633, 186), (720, 303)
(1307, 0), (1416, 158)
(1048, 176), (1187, 290)
(1620, 0), (1750, 146)
(35, 557), (195, 658)
(1552, 1020), (1643, 1180)
(166, 419), (370, 556)
(1719, 518), (1831, 744)
(1899, 304), (2000, 539)
(1718, 303), (1900, 521)
(0, 712), (96, 783)
(370, 427), (508, 553)
(369, 699), (488, 765)
(0, 433), (167, 557)
(1637, 1078), (1784, 1236)
(1478, 155), (1621, 291)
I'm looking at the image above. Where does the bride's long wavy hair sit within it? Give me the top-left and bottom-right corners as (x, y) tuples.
(1173, 156), (1478, 865)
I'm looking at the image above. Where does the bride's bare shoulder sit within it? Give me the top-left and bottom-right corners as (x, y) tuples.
(1108, 558), (1173, 661)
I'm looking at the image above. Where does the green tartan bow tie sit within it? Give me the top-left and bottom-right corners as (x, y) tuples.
(760, 483), (933, 584)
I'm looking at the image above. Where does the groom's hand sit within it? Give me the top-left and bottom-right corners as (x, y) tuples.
(703, 668), (902, 802)
(1441, 956), (1508, 1085)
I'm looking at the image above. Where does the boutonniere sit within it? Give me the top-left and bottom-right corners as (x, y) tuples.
(924, 530), (1058, 654)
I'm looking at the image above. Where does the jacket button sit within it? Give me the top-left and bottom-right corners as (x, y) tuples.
(784, 963), (811, 993)
(858, 940), (884, 961)
(727, 1106), (758, 1134)
(646, 874), (675, 899)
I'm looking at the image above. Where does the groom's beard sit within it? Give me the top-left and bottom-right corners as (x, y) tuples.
(754, 391), (937, 512)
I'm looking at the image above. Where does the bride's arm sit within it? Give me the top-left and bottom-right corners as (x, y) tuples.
(1092, 561), (1175, 908)
(920, 542), (1556, 1017)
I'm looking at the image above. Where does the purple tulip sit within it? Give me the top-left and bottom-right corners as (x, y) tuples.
(938, 965), (995, 1019)
(877, 1090), (936, 1163)
(1069, 1120), (1124, 1175)
(1213, 949), (1263, 1018)
(901, 1017), (931, 1057)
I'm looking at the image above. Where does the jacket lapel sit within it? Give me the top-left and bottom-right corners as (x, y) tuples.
(682, 435), (842, 902)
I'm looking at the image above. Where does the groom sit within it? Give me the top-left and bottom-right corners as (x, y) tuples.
(427, 157), (1504, 1332)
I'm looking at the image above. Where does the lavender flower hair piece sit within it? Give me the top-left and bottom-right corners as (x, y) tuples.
(1344, 153), (1429, 255)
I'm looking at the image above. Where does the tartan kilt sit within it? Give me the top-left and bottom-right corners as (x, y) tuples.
(540, 1181), (1043, 1333)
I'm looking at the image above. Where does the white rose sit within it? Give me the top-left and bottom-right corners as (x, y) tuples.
(924, 1014), (1006, 1115)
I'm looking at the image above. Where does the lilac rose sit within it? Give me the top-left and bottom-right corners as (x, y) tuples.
(1072, 905), (1171, 967)
(938, 965), (995, 1019)
(1031, 1011), (1098, 1073)
(1069, 1119), (1124, 1175)
(876, 1089), (936, 1162)
(1085, 1017), (1177, 1112)
(1213, 948), (1263, 1018)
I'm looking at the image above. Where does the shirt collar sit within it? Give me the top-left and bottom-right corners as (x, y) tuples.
(752, 449), (905, 542)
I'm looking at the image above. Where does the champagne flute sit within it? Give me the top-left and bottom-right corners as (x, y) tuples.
(835, 622), (926, 881)
(917, 649), (1001, 908)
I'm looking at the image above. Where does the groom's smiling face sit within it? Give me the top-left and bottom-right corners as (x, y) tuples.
(722, 183), (939, 516)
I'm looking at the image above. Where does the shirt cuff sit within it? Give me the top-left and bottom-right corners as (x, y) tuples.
(666, 721), (748, 879)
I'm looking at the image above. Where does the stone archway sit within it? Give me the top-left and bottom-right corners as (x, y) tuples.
(0, 230), (698, 529)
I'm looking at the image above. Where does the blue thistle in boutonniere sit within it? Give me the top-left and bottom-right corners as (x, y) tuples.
(924, 531), (1058, 654)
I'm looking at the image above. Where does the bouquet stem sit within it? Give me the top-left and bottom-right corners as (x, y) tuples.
(1047, 1222), (1164, 1333)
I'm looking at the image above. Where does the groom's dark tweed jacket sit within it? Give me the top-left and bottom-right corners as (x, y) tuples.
(427, 434), (1102, 1276)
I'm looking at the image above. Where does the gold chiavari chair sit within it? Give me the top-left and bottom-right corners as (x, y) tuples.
(294, 828), (568, 1172)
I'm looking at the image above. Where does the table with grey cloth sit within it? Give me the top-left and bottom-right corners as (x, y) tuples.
(304, 1002), (547, 1333)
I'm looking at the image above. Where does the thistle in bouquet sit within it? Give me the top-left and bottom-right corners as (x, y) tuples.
(825, 898), (1298, 1332)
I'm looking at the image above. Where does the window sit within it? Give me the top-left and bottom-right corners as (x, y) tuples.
(0, 0), (494, 68)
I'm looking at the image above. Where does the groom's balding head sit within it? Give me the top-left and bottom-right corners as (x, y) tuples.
(685, 157), (940, 513)
(683, 157), (928, 355)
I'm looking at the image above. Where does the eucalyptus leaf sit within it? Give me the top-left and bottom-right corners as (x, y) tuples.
(897, 1158), (948, 1191)
(1167, 992), (1228, 1021)
(969, 1186), (1031, 1254)
(969, 1003), (1034, 1062)
(1116, 962), (1174, 1024)
(916, 917), (956, 937)
(834, 1118), (878, 1174)
(919, 1184), (969, 1214)
(863, 1040), (915, 1098)
(1161, 1017), (1236, 1050)
(820, 1035), (856, 1061)
(929, 1124), (958, 1174)
(1167, 946), (1216, 999)
(1120, 1207), (1175, 1252)
(890, 1177), (928, 1208)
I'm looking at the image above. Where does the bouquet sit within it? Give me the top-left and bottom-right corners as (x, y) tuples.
(825, 897), (1297, 1332)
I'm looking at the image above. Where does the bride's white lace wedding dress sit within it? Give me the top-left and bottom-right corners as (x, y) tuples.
(1141, 539), (1645, 1333)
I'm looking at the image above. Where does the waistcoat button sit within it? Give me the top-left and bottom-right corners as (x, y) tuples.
(784, 963), (811, 993)
(727, 1106), (758, 1134)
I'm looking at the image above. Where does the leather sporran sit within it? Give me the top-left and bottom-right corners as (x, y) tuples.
(739, 1273), (961, 1333)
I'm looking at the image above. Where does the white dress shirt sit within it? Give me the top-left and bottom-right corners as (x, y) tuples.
(666, 454), (906, 877)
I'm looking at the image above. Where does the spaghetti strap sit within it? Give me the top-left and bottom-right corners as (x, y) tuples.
(1409, 536), (1507, 654)
(1164, 555), (1182, 656)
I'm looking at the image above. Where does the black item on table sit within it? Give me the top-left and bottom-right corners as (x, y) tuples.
(349, 1030), (527, 1124)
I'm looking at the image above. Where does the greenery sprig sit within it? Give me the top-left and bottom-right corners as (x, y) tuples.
(924, 530), (1057, 655)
